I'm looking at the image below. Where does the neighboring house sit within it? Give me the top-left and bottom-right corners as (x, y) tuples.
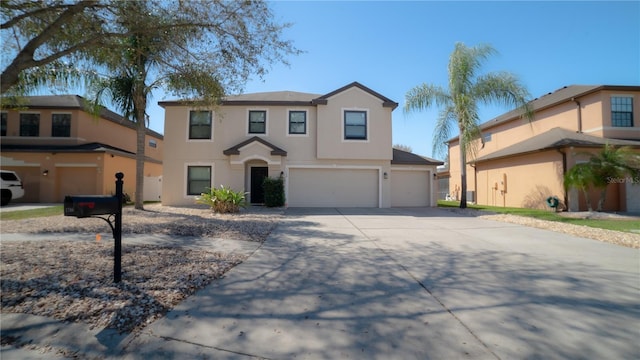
(1, 95), (164, 203)
(160, 82), (443, 208)
(446, 85), (640, 212)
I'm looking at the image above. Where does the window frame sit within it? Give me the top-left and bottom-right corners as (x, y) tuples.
(248, 110), (267, 135)
(611, 96), (634, 127)
(1, 112), (7, 136)
(188, 110), (213, 140)
(51, 113), (72, 137)
(186, 165), (212, 196)
(19, 112), (40, 137)
(287, 110), (308, 136)
(343, 109), (368, 141)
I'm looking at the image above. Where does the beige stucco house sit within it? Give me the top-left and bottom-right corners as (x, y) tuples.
(160, 82), (442, 208)
(1, 95), (164, 203)
(446, 85), (640, 212)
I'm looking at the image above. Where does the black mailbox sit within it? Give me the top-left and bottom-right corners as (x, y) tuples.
(64, 195), (119, 218)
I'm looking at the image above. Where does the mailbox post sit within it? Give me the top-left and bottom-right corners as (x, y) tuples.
(64, 172), (124, 283)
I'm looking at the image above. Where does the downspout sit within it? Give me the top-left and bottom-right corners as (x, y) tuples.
(557, 148), (568, 211)
(572, 98), (582, 133)
(471, 162), (477, 205)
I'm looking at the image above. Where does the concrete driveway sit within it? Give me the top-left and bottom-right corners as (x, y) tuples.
(120, 207), (639, 359)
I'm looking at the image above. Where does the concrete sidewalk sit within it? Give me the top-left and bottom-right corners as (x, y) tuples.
(2, 207), (638, 359)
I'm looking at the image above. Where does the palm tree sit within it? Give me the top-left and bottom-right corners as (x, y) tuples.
(564, 162), (595, 211)
(405, 42), (532, 208)
(566, 144), (640, 211)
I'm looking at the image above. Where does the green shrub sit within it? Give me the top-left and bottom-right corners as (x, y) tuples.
(263, 176), (285, 207)
(195, 185), (247, 213)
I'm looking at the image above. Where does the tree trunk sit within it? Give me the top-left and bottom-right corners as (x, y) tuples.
(596, 188), (607, 212)
(459, 144), (467, 209)
(583, 189), (592, 212)
(134, 97), (147, 210)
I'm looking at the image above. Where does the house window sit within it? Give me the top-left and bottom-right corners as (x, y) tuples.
(187, 166), (211, 195)
(20, 113), (39, 137)
(611, 96), (633, 127)
(344, 110), (367, 140)
(189, 110), (212, 139)
(51, 113), (71, 137)
(1, 113), (6, 136)
(289, 111), (306, 134)
(149, 139), (157, 148)
(249, 110), (266, 134)
(483, 133), (492, 143)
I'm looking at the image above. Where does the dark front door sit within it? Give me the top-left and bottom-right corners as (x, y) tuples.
(250, 167), (268, 204)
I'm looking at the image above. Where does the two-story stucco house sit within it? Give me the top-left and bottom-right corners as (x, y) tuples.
(1, 95), (164, 203)
(445, 85), (640, 212)
(160, 82), (443, 208)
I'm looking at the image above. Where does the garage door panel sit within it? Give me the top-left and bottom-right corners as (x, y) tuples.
(289, 169), (378, 207)
(391, 170), (430, 207)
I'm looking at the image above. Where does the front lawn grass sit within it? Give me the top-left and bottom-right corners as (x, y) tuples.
(0, 205), (64, 221)
(438, 200), (640, 234)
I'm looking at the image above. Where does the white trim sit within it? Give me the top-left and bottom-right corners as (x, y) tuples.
(183, 162), (214, 199)
(246, 109), (268, 136)
(582, 126), (640, 133)
(230, 155), (280, 165)
(285, 164), (383, 208)
(341, 108), (370, 143)
(186, 109), (214, 142)
(286, 109), (309, 137)
(390, 166), (431, 171)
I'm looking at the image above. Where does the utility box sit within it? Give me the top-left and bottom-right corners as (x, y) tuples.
(64, 195), (119, 218)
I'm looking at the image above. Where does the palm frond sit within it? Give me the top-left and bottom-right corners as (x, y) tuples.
(448, 42), (496, 96)
(404, 83), (450, 114)
(473, 71), (534, 121)
(432, 106), (456, 158)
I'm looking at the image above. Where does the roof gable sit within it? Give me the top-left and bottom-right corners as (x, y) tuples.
(312, 81), (398, 109)
(223, 136), (287, 156)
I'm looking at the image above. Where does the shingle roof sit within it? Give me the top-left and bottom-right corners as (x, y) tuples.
(472, 127), (640, 163)
(449, 85), (640, 141)
(222, 136), (287, 156)
(391, 148), (444, 165)
(0, 95), (163, 139)
(158, 82), (399, 110)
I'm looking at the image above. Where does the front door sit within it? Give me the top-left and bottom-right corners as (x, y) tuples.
(250, 167), (268, 204)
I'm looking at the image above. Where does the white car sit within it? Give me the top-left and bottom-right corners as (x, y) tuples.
(1, 170), (25, 206)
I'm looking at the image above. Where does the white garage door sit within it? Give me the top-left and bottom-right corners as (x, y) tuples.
(288, 168), (379, 207)
(391, 170), (430, 207)
(626, 182), (640, 212)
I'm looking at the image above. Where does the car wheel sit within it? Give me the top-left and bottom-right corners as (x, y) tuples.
(1, 189), (11, 206)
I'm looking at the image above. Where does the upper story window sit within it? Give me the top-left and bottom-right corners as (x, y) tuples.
(288, 110), (307, 135)
(187, 165), (211, 195)
(189, 110), (212, 139)
(149, 139), (157, 148)
(344, 110), (367, 140)
(51, 113), (71, 137)
(1, 113), (6, 136)
(20, 113), (39, 137)
(611, 96), (633, 127)
(249, 110), (266, 134)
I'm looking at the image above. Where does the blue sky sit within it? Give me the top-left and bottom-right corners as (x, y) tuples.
(147, 0), (639, 158)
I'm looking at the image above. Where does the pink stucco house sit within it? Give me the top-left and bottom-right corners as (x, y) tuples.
(445, 85), (640, 212)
